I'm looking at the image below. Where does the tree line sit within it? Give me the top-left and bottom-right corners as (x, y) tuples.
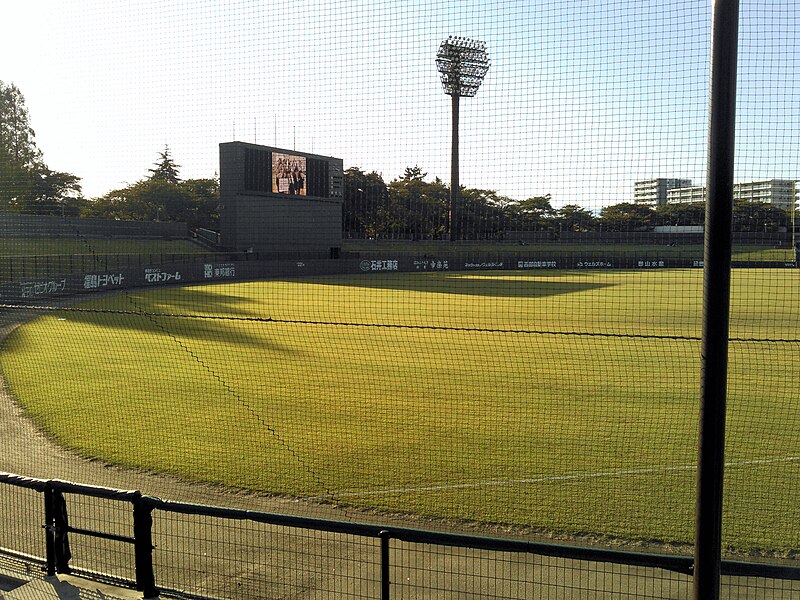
(343, 166), (794, 240)
(1, 80), (218, 229)
(2, 81), (794, 237)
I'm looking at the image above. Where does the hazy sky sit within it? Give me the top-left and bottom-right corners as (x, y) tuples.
(1, 0), (797, 206)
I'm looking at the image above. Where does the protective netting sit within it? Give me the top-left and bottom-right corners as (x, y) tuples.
(1, 0), (798, 596)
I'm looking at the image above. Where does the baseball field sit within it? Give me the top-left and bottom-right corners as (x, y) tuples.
(1, 268), (798, 552)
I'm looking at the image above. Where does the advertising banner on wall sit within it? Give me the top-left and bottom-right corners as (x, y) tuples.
(1, 255), (793, 304)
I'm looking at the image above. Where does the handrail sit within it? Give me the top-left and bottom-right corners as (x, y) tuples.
(2, 470), (800, 600)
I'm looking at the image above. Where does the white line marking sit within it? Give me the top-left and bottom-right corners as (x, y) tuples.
(306, 456), (800, 500)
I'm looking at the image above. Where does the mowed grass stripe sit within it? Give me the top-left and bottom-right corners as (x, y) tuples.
(1, 269), (798, 550)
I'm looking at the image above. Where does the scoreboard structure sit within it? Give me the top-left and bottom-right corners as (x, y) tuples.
(219, 142), (344, 254)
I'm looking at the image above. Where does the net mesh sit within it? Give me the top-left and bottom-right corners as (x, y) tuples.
(0, 0), (798, 595)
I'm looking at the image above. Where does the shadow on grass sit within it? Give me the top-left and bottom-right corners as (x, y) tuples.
(2, 287), (305, 354)
(2, 272), (614, 355)
(299, 271), (616, 299)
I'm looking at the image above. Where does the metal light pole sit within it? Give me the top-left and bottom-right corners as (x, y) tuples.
(436, 36), (489, 242)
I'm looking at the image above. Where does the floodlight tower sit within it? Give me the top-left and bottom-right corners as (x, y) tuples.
(436, 36), (490, 241)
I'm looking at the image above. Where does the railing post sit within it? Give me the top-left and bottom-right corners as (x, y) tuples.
(43, 486), (56, 576)
(44, 484), (72, 574)
(133, 496), (158, 599)
(53, 489), (72, 574)
(379, 530), (391, 600)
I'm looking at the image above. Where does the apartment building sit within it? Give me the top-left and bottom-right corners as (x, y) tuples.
(633, 179), (693, 206)
(665, 179), (797, 208)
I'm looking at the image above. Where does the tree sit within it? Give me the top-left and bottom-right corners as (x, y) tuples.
(401, 165), (427, 182)
(1, 81), (41, 209)
(507, 194), (555, 231)
(179, 177), (219, 229)
(654, 202), (705, 227)
(0, 81), (42, 168)
(598, 202), (654, 232)
(0, 158), (31, 210)
(458, 188), (510, 239)
(87, 149), (218, 229)
(148, 146), (181, 184)
(732, 200), (791, 232)
(388, 168), (448, 239)
(557, 204), (597, 232)
(343, 167), (390, 238)
(88, 177), (219, 229)
(27, 168), (84, 215)
(0, 80), (81, 213)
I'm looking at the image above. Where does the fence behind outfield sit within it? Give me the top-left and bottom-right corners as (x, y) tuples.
(2, 253), (798, 304)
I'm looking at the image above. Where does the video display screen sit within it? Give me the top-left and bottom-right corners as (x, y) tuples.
(272, 153), (307, 196)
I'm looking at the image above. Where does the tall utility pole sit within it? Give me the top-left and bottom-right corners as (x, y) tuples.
(436, 36), (489, 242)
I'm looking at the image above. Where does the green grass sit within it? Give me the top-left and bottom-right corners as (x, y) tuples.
(0, 237), (206, 257)
(2, 269), (799, 551)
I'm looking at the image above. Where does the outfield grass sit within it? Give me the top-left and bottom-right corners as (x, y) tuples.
(2, 269), (799, 551)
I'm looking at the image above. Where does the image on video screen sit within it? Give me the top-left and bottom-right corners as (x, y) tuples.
(272, 153), (307, 196)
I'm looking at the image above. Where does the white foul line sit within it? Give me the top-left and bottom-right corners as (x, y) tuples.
(306, 455), (800, 501)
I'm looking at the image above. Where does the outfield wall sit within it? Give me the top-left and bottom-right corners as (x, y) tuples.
(0, 213), (187, 239)
(1, 254), (796, 304)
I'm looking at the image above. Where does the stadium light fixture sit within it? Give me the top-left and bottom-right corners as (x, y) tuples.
(436, 36), (490, 241)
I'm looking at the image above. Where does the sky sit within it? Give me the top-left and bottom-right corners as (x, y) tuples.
(1, 0), (797, 207)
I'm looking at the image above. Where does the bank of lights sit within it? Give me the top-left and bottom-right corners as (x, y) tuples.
(436, 36), (490, 98)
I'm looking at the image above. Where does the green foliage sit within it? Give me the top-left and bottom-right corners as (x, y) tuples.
(26, 168), (85, 215)
(388, 168), (449, 239)
(345, 167), (556, 241)
(733, 200), (791, 232)
(0, 81), (42, 169)
(342, 166), (392, 238)
(0, 81), (82, 214)
(148, 146), (181, 184)
(654, 201), (705, 227)
(508, 194), (555, 231)
(557, 204), (597, 232)
(342, 164), (798, 239)
(598, 202), (654, 231)
(343, 164), (793, 240)
(458, 188), (509, 239)
(86, 150), (219, 229)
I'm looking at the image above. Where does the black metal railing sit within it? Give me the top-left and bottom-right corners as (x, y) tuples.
(1, 472), (799, 599)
